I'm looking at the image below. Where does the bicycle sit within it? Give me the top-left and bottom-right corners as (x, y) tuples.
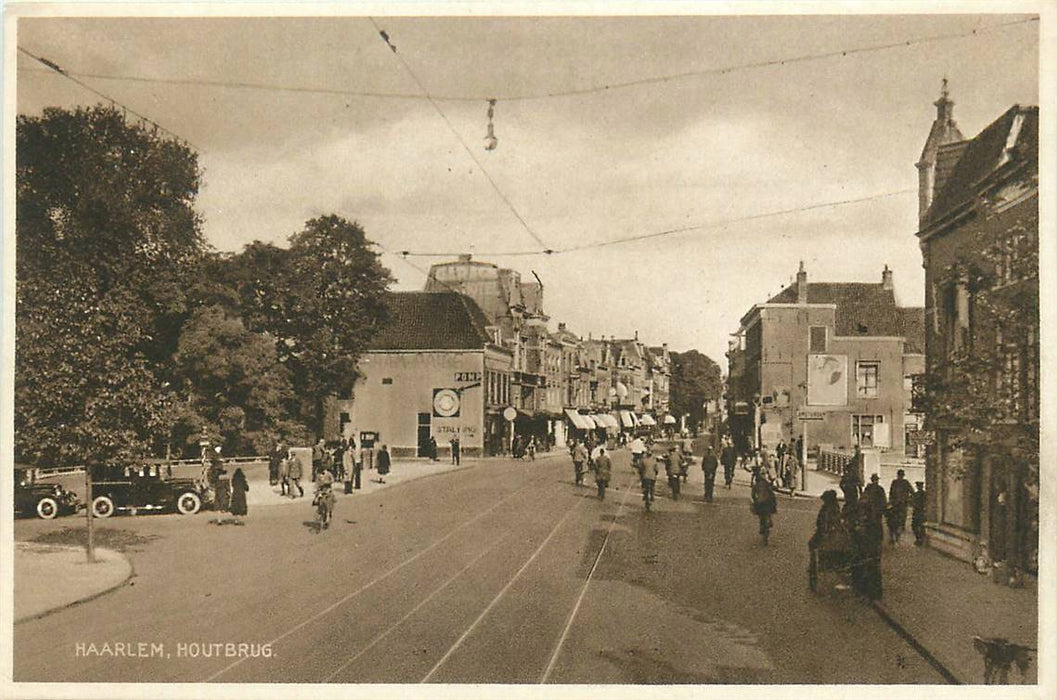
(642, 478), (655, 511)
(313, 485), (335, 531)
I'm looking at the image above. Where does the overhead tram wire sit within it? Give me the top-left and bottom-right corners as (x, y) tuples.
(380, 188), (917, 259)
(367, 18), (553, 255)
(17, 46), (201, 152)
(14, 17), (1037, 105)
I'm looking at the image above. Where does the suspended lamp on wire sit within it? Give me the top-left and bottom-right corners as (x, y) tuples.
(484, 99), (498, 151)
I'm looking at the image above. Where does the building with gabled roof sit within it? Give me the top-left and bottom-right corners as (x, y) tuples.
(915, 92), (1039, 576)
(331, 291), (514, 458)
(727, 262), (924, 457)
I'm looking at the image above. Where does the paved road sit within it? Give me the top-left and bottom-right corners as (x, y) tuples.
(14, 450), (947, 684)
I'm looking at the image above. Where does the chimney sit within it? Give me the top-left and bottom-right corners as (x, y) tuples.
(457, 253), (472, 263)
(634, 330), (639, 341)
(796, 261), (808, 304)
(558, 322), (566, 331)
(882, 264), (894, 291)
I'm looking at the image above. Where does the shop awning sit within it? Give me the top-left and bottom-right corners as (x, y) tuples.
(564, 409), (589, 430)
(663, 414), (678, 425)
(619, 410), (637, 428)
(580, 415), (597, 430)
(639, 414), (657, 426)
(600, 414), (621, 429)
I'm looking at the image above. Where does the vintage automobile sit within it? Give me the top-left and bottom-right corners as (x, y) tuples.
(14, 466), (81, 520)
(89, 461), (204, 518)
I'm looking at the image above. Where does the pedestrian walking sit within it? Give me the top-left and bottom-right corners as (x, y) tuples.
(887, 469), (914, 544)
(287, 454), (305, 498)
(377, 444), (391, 483)
(784, 451), (799, 490)
(229, 467), (249, 522)
(593, 447), (612, 501)
(849, 501), (883, 600)
(342, 442), (356, 494)
(429, 436), (438, 462)
(450, 435), (461, 465)
(750, 469), (777, 545)
(640, 450), (658, 510)
(720, 439), (736, 489)
(629, 435), (646, 474)
(911, 481), (927, 546)
(268, 437), (283, 486)
(312, 438), (325, 482)
(278, 452), (290, 496)
(861, 473), (887, 544)
(840, 462), (862, 507)
(664, 449), (680, 501)
(702, 446), (719, 502)
(571, 440), (588, 487)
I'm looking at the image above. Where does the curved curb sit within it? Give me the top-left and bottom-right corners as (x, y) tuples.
(14, 547), (135, 625)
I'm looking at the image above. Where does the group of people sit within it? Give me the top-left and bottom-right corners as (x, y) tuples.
(809, 467), (928, 600)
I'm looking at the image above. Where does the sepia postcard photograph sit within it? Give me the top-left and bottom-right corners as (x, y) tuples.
(1, 2), (1054, 699)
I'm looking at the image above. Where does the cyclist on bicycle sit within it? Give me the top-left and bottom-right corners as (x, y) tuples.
(640, 449), (658, 510)
(313, 467), (336, 530)
(751, 468), (777, 545)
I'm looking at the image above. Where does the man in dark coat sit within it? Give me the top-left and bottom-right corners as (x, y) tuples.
(861, 473), (887, 544)
(839, 463), (861, 507)
(911, 481), (927, 546)
(720, 439), (737, 489)
(702, 447), (719, 502)
(887, 469), (914, 544)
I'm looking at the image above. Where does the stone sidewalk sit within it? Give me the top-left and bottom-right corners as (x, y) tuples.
(14, 542), (132, 623)
(244, 457), (473, 507)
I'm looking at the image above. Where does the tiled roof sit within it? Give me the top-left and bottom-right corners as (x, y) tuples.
(900, 307), (926, 354)
(369, 292), (493, 351)
(926, 105), (1038, 225)
(768, 283), (912, 339)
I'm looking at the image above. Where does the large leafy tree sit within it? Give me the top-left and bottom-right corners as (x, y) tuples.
(220, 216), (393, 433)
(16, 105), (205, 466)
(669, 349), (723, 431)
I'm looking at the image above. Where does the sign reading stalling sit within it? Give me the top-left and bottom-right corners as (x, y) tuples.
(797, 409), (826, 422)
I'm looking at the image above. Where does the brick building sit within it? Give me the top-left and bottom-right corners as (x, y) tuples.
(914, 89), (1039, 575)
(728, 263), (924, 456)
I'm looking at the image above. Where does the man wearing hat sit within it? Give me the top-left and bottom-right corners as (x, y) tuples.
(861, 473), (887, 545)
(911, 481), (927, 546)
(887, 469), (914, 544)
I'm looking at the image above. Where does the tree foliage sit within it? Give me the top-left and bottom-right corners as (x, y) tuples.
(16, 106), (204, 466)
(222, 216), (393, 432)
(669, 349), (723, 430)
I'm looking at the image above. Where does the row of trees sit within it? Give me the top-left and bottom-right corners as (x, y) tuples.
(16, 106), (392, 467)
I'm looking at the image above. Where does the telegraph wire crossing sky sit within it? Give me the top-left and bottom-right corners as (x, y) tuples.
(14, 13), (1041, 362)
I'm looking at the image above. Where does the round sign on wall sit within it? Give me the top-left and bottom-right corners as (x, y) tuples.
(503, 406), (517, 422)
(433, 388), (461, 418)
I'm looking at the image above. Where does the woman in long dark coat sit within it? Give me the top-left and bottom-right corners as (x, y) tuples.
(229, 468), (249, 520)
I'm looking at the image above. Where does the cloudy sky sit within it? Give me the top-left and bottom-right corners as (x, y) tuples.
(14, 6), (1041, 366)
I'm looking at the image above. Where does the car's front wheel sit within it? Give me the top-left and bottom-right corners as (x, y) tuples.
(36, 497), (59, 520)
(176, 491), (201, 515)
(91, 495), (115, 518)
